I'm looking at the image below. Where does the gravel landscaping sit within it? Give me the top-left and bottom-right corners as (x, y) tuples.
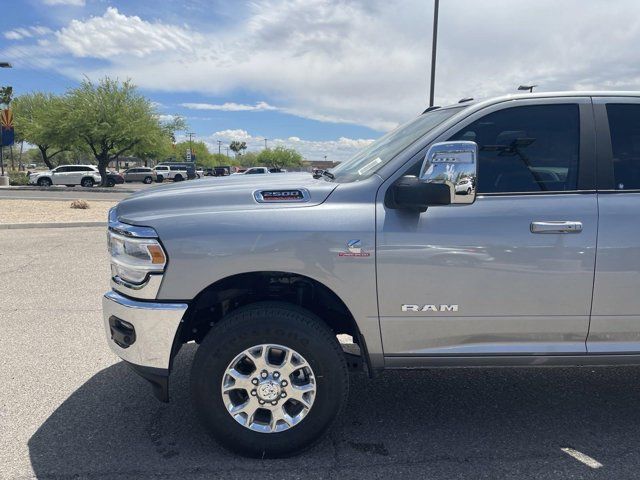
(0, 199), (116, 224)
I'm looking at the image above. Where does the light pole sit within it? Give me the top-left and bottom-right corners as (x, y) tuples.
(264, 138), (268, 149)
(0, 62), (13, 179)
(217, 140), (222, 155)
(518, 85), (537, 93)
(428, 0), (439, 107)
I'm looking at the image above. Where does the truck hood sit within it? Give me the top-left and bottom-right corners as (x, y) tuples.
(115, 172), (338, 225)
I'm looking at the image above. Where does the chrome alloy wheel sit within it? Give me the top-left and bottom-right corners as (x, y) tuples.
(221, 344), (316, 433)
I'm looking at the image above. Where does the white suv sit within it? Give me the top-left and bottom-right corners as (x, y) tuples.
(29, 165), (102, 188)
(153, 165), (188, 182)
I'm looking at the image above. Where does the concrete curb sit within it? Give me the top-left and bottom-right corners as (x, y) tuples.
(0, 186), (137, 194)
(0, 222), (106, 230)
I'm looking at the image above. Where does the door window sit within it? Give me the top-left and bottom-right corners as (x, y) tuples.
(606, 104), (640, 190)
(449, 104), (580, 193)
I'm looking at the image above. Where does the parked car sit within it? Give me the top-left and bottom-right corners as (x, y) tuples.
(104, 91), (640, 458)
(29, 165), (101, 187)
(156, 162), (196, 181)
(123, 167), (156, 184)
(206, 166), (231, 176)
(454, 177), (474, 194)
(106, 171), (125, 187)
(233, 166), (269, 175)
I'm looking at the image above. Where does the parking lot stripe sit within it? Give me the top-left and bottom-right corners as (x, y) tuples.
(561, 448), (603, 469)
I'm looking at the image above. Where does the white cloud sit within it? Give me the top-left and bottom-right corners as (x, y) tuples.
(43, 0), (85, 5)
(56, 7), (194, 58)
(4, 26), (52, 40)
(209, 129), (374, 162)
(10, 1), (640, 131)
(181, 101), (278, 112)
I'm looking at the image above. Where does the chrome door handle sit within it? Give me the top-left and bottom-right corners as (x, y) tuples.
(530, 221), (583, 234)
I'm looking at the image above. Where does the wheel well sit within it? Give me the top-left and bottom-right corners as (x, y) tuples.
(181, 272), (369, 370)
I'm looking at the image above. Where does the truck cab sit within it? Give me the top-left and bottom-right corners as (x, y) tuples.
(103, 92), (640, 457)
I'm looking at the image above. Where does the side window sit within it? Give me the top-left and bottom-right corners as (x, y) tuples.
(56, 166), (70, 173)
(606, 104), (640, 190)
(449, 104), (580, 193)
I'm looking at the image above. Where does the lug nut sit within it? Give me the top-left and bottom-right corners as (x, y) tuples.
(261, 370), (268, 378)
(271, 401), (278, 406)
(273, 372), (280, 379)
(251, 389), (257, 396)
(281, 380), (288, 387)
(252, 378), (259, 385)
(280, 392), (286, 398)
(259, 399), (265, 405)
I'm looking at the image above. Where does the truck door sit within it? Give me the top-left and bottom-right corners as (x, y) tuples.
(588, 98), (640, 352)
(377, 98), (598, 357)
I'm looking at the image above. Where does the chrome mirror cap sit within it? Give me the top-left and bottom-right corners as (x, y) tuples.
(420, 141), (478, 205)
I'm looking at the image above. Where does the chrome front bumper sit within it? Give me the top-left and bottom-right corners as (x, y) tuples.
(102, 290), (187, 371)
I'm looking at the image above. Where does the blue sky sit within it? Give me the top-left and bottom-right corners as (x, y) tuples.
(3, 0), (640, 160)
(0, 0), (384, 160)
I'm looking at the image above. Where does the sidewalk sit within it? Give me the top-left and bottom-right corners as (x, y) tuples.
(0, 185), (137, 194)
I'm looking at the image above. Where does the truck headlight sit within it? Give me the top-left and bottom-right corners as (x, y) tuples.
(108, 230), (166, 285)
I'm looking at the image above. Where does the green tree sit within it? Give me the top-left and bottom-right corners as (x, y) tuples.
(229, 140), (247, 157)
(134, 116), (187, 166)
(257, 146), (303, 170)
(62, 77), (169, 185)
(12, 93), (70, 169)
(173, 140), (212, 165)
(237, 151), (259, 167)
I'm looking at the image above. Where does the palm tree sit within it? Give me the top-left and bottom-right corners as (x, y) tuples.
(229, 140), (247, 157)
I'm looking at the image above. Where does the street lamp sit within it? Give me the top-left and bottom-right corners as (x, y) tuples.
(428, 0), (439, 107)
(518, 85), (537, 93)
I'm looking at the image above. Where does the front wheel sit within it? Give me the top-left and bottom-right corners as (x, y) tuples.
(173, 174), (183, 182)
(143, 176), (153, 184)
(80, 177), (94, 188)
(38, 178), (52, 187)
(156, 175), (164, 183)
(190, 302), (349, 458)
(106, 178), (116, 187)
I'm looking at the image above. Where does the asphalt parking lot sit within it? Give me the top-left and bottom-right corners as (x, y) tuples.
(3, 227), (640, 479)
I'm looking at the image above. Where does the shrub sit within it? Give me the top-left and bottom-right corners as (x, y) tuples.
(70, 199), (90, 209)
(8, 171), (29, 186)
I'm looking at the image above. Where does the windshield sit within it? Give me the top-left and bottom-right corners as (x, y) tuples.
(329, 107), (465, 182)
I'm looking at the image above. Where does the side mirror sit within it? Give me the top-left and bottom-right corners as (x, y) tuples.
(420, 140), (477, 205)
(388, 141), (478, 212)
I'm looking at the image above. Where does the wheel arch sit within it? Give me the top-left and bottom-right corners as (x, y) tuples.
(179, 270), (372, 375)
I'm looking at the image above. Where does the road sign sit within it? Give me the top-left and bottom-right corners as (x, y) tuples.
(1, 109), (13, 128)
(1, 109), (14, 146)
(186, 148), (192, 161)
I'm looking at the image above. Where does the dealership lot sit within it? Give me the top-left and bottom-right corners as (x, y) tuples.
(3, 226), (640, 479)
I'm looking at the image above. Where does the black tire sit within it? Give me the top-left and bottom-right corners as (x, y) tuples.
(174, 174), (183, 182)
(143, 176), (153, 184)
(156, 175), (164, 183)
(107, 178), (116, 187)
(190, 302), (349, 458)
(38, 177), (52, 187)
(80, 177), (94, 188)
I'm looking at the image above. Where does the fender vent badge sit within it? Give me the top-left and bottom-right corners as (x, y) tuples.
(254, 189), (310, 203)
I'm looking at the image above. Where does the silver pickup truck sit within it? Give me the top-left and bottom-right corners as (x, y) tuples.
(103, 91), (640, 457)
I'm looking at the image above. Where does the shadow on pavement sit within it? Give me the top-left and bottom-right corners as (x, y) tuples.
(28, 344), (640, 479)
